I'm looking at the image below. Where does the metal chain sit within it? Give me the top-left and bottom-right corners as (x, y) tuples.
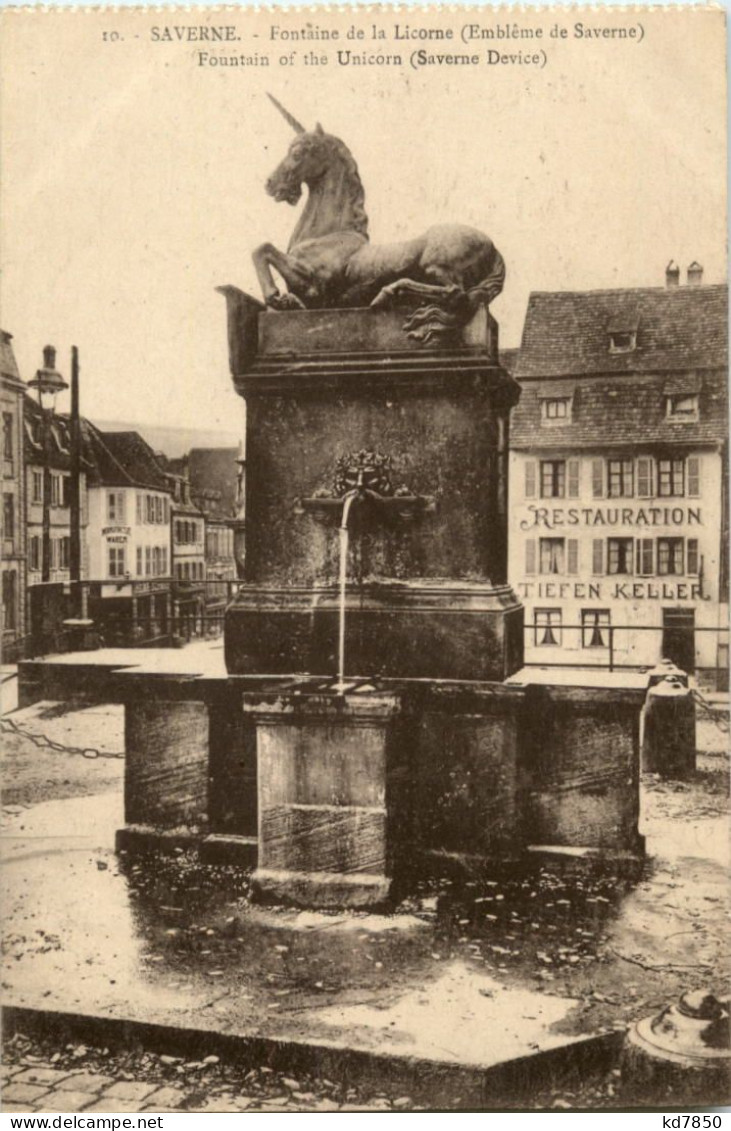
(0, 715), (125, 759)
(691, 689), (730, 734)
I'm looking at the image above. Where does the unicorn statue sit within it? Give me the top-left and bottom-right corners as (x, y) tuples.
(252, 97), (505, 338)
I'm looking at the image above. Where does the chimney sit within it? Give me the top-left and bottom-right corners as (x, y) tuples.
(665, 261), (680, 287)
(687, 261), (703, 286)
(42, 344), (57, 368)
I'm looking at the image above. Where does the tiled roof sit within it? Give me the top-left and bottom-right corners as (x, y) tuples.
(511, 369), (727, 450)
(187, 448), (240, 520)
(84, 426), (172, 491)
(1, 330), (22, 384)
(23, 396), (96, 472)
(514, 284), (728, 379)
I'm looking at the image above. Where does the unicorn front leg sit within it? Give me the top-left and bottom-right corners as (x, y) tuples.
(370, 279), (463, 309)
(252, 243), (310, 310)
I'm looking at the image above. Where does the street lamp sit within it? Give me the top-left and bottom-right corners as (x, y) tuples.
(28, 345), (68, 583)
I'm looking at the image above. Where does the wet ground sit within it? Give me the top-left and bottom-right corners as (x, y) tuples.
(1, 697), (728, 1111)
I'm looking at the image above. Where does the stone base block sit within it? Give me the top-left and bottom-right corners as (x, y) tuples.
(252, 867), (391, 910)
(115, 825), (202, 856)
(200, 833), (258, 868)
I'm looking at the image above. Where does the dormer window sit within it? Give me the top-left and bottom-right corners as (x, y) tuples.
(667, 393), (699, 420)
(543, 398), (570, 421)
(607, 313), (640, 354)
(664, 376), (701, 422)
(608, 330), (637, 354)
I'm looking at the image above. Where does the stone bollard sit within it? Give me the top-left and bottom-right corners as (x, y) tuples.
(642, 675), (696, 778)
(621, 991), (731, 1106)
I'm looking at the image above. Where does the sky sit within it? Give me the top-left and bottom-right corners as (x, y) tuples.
(1, 6), (726, 436)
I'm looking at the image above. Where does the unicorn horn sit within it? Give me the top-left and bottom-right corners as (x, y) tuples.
(267, 94), (305, 134)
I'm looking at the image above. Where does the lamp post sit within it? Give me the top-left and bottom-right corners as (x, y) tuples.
(28, 346), (68, 583)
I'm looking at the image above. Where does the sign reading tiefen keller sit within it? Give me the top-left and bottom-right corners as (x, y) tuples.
(519, 506), (702, 531)
(516, 580), (707, 602)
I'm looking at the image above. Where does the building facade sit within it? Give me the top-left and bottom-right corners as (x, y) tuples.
(167, 469), (207, 639)
(509, 274), (728, 687)
(1, 332), (26, 659)
(187, 447), (239, 624)
(84, 427), (173, 645)
(24, 396), (91, 590)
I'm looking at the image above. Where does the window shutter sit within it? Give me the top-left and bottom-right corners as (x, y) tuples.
(591, 460), (604, 498)
(119, 493), (127, 523)
(636, 457), (654, 498)
(567, 460), (580, 499)
(687, 456), (700, 498)
(525, 461), (536, 499)
(136, 494), (143, 524)
(136, 547), (143, 575)
(592, 539), (604, 575)
(525, 539), (536, 575)
(567, 538), (579, 575)
(687, 538), (699, 575)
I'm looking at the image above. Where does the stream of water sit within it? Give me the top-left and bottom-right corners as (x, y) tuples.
(336, 492), (357, 690)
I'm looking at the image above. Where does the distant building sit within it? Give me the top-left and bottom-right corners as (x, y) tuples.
(2, 332), (26, 659)
(508, 269), (728, 688)
(187, 447), (240, 622)
(165, 463), (207, 639)
(84, 427), (173, 645)
(23, 396), (91, 590)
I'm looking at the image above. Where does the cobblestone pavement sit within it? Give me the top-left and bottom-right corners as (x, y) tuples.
(1, 1033), (429, 1113)
(1, 1031), (625, 1113)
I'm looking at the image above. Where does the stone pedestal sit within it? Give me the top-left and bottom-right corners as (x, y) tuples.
(123, 699), (209, 830)
(243, 688), (403, 908)
(221, 292), (523, 683)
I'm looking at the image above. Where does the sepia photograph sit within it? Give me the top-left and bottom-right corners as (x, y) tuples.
(0, 3), (728, 1117)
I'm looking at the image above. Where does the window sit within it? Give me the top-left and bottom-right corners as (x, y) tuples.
(657, 458), (684, 497)
(136, 494), (144, 524)
(59, 537), (70, 569)
(61, 477), (71, 508)
(591, 459), (605, 499)
(592, 539), (605, 575)
(687, 538), (700, 576)
(540, 461), (565, 498)
(136, 546), (143, 576)
(534, 609), (562, 647)
(3, 493), (14, 542)
(539, 538), (565, 575)
(608, 331), (636, 354)
(582, 609), (610, 648)
(153, 547), (161, 576)
(667, 394), (698, 420)
(608, 459), (634, 498)
(542, 398), (570, 422)
(107, 491), (126, 522)
(607, 537), (633, 575)
(146, 495), (155, 523)
(31, 470), (43, 503)
(162, 547), (168, 575)
(51, 474), (62, 506)
(636, 538), (655, 576)
(636, 457), (655, 499)
(3, 413), (13, 464)
(29, 536), (41, 571)
(108, 546), (126, 578)
(145, 546), (152, 576)
(2, 569), (17, 630)
(658, 538), (684, 576)
(155, 496), (163, 523)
